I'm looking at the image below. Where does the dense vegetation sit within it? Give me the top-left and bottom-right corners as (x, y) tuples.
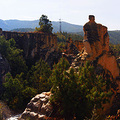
(56, 32), (83, 43)
(0, 36), (52, 110)
(50, 58), (112, 119)
(110, 43), (120, 58)
(2, 59), (51, 110)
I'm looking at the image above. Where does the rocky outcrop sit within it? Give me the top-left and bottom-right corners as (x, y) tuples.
(97, 51), (119, 79)
(81, 16), (119, 80)
(2, 30), (57, 60)
(19, 92), (52, 120)
(65, 15), (120, 115)
(1, 30), (60, 68)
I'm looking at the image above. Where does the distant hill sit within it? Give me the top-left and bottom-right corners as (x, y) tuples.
(108, 31), (120, 44)
(0, 19), (83, 33)
(0, 19), (39, 31)
(11, 28), (35, 32)
(1, 19), (120, 44)
(52, 21), (83, 33)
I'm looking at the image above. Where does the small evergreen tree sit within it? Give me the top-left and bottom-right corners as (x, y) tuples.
(0, 36), (28, 77)
(2, 73), (37, 110)
(27, 59), (52, 93)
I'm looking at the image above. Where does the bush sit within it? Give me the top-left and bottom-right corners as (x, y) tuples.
(50, 58), (112, 119)
(0, 36), (28, 77)
(27, 59), (52, 93)
(2, 73), (37, 110)
(0, 37), (52, 110)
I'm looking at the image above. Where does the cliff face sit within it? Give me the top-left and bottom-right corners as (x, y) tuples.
(2, 31), (57, 60)
(81, 22), (119, 80)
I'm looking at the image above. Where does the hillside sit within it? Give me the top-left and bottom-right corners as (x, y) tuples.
(108, 31), (120, 44)
(0, 19), (83, 33)
(52, 21), (83, 33)
(11, 28), (35, 32)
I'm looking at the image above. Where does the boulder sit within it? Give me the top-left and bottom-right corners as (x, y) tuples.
(19, 92), (52, 120)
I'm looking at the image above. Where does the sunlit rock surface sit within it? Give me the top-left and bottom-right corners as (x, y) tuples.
(19, 92), (52, 120)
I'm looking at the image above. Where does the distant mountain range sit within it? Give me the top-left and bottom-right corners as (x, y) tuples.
(0, 19), (120, 44)
(0, 19), (83, 33)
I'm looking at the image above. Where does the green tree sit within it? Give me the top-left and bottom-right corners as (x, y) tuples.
(0, 36), (28, 77)
(27, 59), (52, 93)
(55, 32), (83, 43)
(2, 73), (37, 110)
(36, 14), (53, 33)
(3, 73), (24, 109)
(50, 58), (112, 120)
(0, 36), (10, 57)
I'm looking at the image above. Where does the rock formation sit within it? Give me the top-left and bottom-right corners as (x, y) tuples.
(81, 15), (119, 80)
(2, 30), (57, 59)
(19, 92), (52, 120)
(69, 15), (120, 116)
(65, 37), (83, 54)
(64, 15), (119, 80)
(0, 29), (61, 68)
(19, 16), (120, 118)
(64, 15), (120, 115)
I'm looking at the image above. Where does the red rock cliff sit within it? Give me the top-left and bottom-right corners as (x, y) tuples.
(82, 16), (119, 80)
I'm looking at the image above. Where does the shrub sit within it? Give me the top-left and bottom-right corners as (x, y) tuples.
(27, 59), (52, 93)
(2, 73), (37, 110)
(50, 59), (112, 119)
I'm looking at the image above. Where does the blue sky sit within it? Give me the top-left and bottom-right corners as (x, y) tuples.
(0, 0), (120, 30)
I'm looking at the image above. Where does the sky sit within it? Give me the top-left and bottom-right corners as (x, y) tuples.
(0, 0), (120, 30)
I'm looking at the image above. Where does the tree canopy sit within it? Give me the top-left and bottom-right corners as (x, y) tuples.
(36, 14), (53, 33)
(50, 58), (112, 119)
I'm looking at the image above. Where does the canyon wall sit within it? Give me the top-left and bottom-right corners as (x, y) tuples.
(2, 31), (57, 60)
